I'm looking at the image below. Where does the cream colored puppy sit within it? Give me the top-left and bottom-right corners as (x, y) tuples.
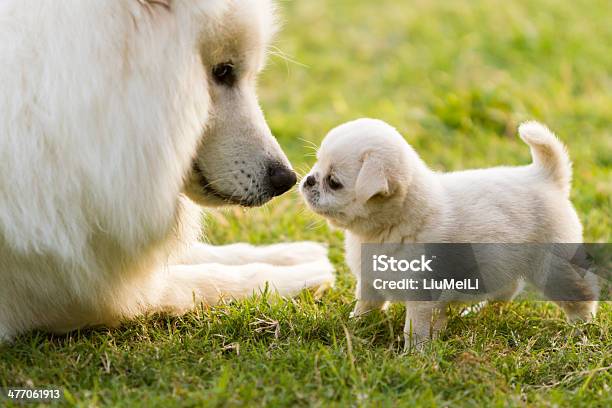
(301, 118), (598, 347)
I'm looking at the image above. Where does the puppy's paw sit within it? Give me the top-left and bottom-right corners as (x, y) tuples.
(403, 326), (440, 352)
(559, 300), (598, 323)
(350, 300), (386, 318)
(403, 334), (431, 352)
(0, 326), (13, 344)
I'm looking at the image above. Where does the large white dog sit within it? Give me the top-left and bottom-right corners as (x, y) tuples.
(0, 0), (333, 342)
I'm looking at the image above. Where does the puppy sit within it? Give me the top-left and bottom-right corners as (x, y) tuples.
(301, 118), (598, 347)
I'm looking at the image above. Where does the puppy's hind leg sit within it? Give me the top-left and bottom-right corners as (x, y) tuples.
(530, 256), (599, 322)
(153, 259), (335, 314)
(174, 241), (329, 266)
(490, 279), (525, 302)
(556, 300), (598, 323)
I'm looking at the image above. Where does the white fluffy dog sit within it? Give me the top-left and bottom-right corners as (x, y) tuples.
(0, 0), (333, 342)
(301, 118), (598, 347)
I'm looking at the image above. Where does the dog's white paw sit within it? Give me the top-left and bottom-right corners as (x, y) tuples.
(298, 258), (336, 292)
(262, 241), (329, 266)
(265, 258), (335, 297)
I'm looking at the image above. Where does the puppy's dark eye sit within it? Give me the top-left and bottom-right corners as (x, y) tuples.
(212, 62), (236, 86)
(327, 175), (343, 190)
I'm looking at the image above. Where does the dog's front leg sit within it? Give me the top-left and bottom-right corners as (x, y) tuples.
(174, 241), (329, 266)
(404, 301), (448, 350)
(153, 259), (334, 314)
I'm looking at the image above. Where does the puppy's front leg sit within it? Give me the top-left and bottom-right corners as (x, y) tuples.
(350, 300), (388, 318)
(0, 324), (13, 343)
(154, 260), (334, 314)
(350, 278), (388, 317)
(404, 301), (448, 350)
(174, 242), (329, 266)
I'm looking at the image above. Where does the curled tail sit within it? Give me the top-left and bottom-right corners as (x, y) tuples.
(518, 121), (572, 196)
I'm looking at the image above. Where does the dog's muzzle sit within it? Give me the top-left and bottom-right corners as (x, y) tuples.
(267, 162), (297, 197)
(193, 161), (296, 207)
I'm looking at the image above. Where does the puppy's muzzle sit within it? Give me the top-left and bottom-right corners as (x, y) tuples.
(304, 175), (316, 188)
(267, 162), (297, 197)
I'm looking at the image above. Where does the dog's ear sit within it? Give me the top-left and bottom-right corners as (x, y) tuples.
(355, 153), (389, 203)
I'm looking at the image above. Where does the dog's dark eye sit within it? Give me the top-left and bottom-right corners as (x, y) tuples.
(212, 62), (236, 86)
(327, 175), (343, 190)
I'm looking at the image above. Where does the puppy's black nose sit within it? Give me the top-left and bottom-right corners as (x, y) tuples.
(305, 175), (316, 187)
(268, 163), (297, 197)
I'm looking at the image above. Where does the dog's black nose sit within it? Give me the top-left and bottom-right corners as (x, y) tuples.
(305, 175), (316, 187)
(268, 163), (297, 196)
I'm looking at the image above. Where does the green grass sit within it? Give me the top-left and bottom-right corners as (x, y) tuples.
(1, 0), (611, 406)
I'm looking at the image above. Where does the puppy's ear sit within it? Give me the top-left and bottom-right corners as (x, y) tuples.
(355, 154), (389, 203)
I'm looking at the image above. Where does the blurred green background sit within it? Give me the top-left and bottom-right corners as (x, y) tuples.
(247, 0), (611, 242)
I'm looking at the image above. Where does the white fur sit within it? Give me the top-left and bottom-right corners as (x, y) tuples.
(301, 118), (598, 348)
(0, 0), (333, 342)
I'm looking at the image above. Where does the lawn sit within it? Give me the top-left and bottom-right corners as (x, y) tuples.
(1, 0), (610, 406)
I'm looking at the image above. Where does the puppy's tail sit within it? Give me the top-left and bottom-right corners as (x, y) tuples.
(519, 121), (572, 196)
